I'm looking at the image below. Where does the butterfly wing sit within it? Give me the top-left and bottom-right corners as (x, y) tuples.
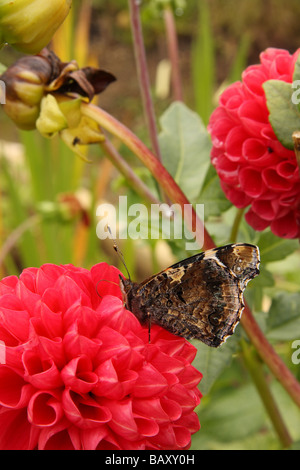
(128, 243), (260, 347)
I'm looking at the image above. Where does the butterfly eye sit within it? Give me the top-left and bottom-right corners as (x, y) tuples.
(208, 313), (221, 326)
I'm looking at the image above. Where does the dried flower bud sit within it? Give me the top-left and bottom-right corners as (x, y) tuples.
(0, 0), (72, 54)
(0, 49), (116, 130)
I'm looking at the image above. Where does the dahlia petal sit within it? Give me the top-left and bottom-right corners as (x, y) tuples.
(19, 267), (38, 293)
(173, 424), (193, 448)
(0, 276), (18, 295)
(223, 184), (252, 208)
(177, 412), (201, 434)
(81, 426), (121, 450)
(63, 304), (102, 338)
(62, 390), (112, 429)
(245, 209), (270, 231)
(177, 364), (203, 389)
(242, 66), (268, 101)
(271, 212), (299, 238)
(0, 366), (34, 408)
(91, 262), (123, 302)
(239, 167), (264, 197)
(134, 415), (159, 437)
(28, 390), (63, 427)
(225, 126), (248, 161)
(276, 161), (298, 180)
(239, 100), (268, 136)
(98, 295), (141, 334)
(150, 423), (177, 449)
(35, 264), (65, 295)
(54, 275), (91, 310)
(96, 326), (131, 363)
(94, 358), (138, 400)
(133, 363), (168, 398)
(104, 398), (140, 440)
(37, 336), (66, 369)
(63, 325), (102, 360)
(16, 281), (41, 314)
(23, 350), (63, 389)
(133, 397), (180, 423)
(263, 168), (294, 191)
(37, 301), (63, 338)
(0, 408), (38, 450)
(252, 199), (276, 221)
(0, 295), (30, 341)
(145, 344), (185, 375)
(243, 138), (277, 167)
(160, 397), (183, 421)
(61, 356), (98, 394)
(38, 419), (77, 450)
(166, 384), (199, 415)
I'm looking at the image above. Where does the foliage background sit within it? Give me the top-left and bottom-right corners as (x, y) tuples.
(0, 0), (300, 450)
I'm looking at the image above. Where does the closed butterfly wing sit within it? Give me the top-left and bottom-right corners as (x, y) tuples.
(120, 243), (260, 347)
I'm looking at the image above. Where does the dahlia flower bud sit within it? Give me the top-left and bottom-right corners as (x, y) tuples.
(0, 49), (116, 131)
(0, 53), (53, 129)
(0, 0), (72, 54)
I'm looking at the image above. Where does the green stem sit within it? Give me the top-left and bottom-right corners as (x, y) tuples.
(81, 101), (300, 409)
(241, 340), (293, 449)
(229, 208), (245, 243)
(100, 136), (160, 205)
(0, 214), (41, 269)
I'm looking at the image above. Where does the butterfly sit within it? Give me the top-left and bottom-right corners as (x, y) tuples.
(119, 243), (260, 347)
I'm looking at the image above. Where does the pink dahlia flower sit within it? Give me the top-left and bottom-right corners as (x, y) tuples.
(0, 263), (202, 450)
(208, 48), (300, 239)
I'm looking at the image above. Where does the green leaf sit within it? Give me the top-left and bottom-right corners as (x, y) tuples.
(266, 292), (300, 341)
(257, 230), (299, 263)
(158, 102), (211, 201)
(197, 164), (231, 217)
(192, 332), (240, 395)
(263, 79), (300, 150)
(197, 384), (267, 443)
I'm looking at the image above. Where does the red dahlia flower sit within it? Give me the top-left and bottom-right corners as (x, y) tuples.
(0, 263), (202, 450)
(208, 48), (300, 239)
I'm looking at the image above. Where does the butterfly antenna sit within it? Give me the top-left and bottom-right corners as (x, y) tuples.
(106, 225), (131, 281)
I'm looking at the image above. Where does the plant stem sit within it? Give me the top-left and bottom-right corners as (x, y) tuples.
(241, 304), (300, 408)
(100, 136), (161, 205)
(229, 208), (245, 243)
(163, 4), (183, 102)
(81, 101), (300, 409)
(0, 215), (41, 269)
(241, 340), (293, 449)
(128, 0), (162, 162)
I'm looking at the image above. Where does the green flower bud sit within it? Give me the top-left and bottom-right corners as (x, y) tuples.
(0, 52), (54, 129)
(0, 0), (72, 54)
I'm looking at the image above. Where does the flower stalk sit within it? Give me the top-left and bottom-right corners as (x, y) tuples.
(163, 3), (184, 102)
(128, 0), (162, 162)
(241, 340), (293, 449)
